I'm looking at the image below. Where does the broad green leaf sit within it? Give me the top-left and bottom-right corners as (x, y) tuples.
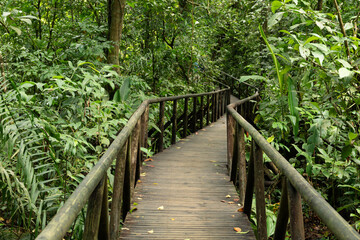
(304, 36), (320, 45)
(271, 1), (283, 13)
(239, 75), (267, 83)
(339, 67), (353, 79)
(299, 45), (310, 59)
(287, 77), (299, 136)
(315, 21), (324, 30)
(2, 12), (11, 17)
(113, 89), (121, 102)
(268, 12), (284, 28)
(310, 43), (329, 54)
(267, 135), (275, 143)
(20, 18), (32, 25)
(337, 59), (352, 69)
(344, 22), (353, 31)
(10, 26), (21, 35)
(349, 132), (358, 141)
(312, 51), (324, 66)
(341, 145), (352, 159)
(120, 77), (131, 101)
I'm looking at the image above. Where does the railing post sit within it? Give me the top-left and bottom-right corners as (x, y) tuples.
(206, 94), (210, 126)
(200, 95), (204, 129)
(110, 142), (128, 240)
(192, 97), (197, 133)
(98, 175), (110, 240)
(288, 180), (305, 240)
(83, 176), (106, 240)
(212, 93), (216, 122)
(158, 101), (165, 152)
(171, 100), (177, 144)
(230, 123), (238, 181)
(226, 112), (235, 173)
(122, 139), (132, 220)
(274, 176), (289, 240)
(183, 97), (188, 137)
(238, 122), (247, 206)
(244, 139), (255, 217)
(254, 142), (267, 240)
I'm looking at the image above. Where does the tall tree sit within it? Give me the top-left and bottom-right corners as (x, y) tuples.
(107, 0), (126, 72)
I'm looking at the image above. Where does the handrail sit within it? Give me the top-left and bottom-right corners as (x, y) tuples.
(226, 93), (360, 239)
(37, 86), (231, 240)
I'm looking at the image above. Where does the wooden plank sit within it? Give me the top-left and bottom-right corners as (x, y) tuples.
(120, 116), (255, 240)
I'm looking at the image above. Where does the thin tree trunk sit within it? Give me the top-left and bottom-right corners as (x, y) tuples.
(317, 0), (323, 10)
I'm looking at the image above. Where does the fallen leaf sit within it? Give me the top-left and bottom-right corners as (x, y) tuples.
(233, 198), (239, 202)
(140, 172), (147, 177)
(226, 195), (231, 198)
(122, 227), (130, 231)
(147, 165), (155, 167)
(137, 197), (142, 200)
(144, 158), (153, 162)
(228, 201), (235, 204)
(176, 147), (181, 149)
(238, 207), (244, 212)
(158, 206), (164, 210)
(231, 215), (235, 218)
(171, 218), (175, 221)
(221, 200), (226, 203)
(210, 160), (217, 163)
(234, 227), (242, 232)
(195, 132), (198, 135)
(137, 180), (142, 183)
(237, 231), (250, 234)
(148, 229), (154, 234)
(153, 183), (158, 185)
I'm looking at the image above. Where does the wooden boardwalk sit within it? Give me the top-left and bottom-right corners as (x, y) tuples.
(120, 115), (256, 239)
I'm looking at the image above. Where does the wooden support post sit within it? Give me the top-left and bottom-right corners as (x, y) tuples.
(98, 175), (110, 240)
(230, 123), (238, 181)
(83, 177), (105, 240)
(226, 113), (235, 172)
(288, 180), (305, 240)
(122, 138), (132, 220)
(244, 139), (255, 217)
(142, 106), (150, 157)
(192, 97), (197, 133)
(219, 92), (222, 116)
(212, 93), (216, 122)
(238, 124), (247, 206)
(172, 100), (177, 144)
(274, 177), (289, 240)
(158, 101), (165, 153)
(206, 94), (210, 126)
(254, 142), (267, 240)
(215, 93), (219, 120)
(110, 142), (128, 240)
(183, 97), (188, 137)
(200, 95), (204, 129)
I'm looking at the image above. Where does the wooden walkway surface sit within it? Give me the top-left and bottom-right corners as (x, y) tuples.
(120, 114), (256, 239)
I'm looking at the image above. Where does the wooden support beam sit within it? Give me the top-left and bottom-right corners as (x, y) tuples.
(206, 94), (210, 126)
(110, 142), (128, 240)
(200, 95), (204, 129)
(192, 97), (197, 133)
(274, 177), (289, 240)
(183, 97), (189, 137)
(288, 180), (305, 240)
(98, 175), (110, 240)
(158, 101), (165, 153)
(254, 142), (267, 240)
(172, 100), (177, 144)
(244, 140), (255, 217)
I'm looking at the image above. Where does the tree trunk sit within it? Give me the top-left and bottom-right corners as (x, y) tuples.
(317, 0), (323, 10)
(107, 0), (127, 72)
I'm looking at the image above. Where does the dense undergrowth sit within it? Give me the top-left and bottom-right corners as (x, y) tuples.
(0, 0), (359, 239)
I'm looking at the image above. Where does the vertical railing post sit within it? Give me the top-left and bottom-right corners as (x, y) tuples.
(238, 120), (247, 206)
(98, 175), (110, 240)
(274, 176), (289, 240)
(200, 95), (204, 129)
(158, 101), (165, 153)
(230, 123), (238, 181)
(254, 142), (267, 240)
(212, 93), (216, 122)
(206, 94), (210, 126)
(110, 142), (128, 240)
(215, 92), (219, 120)
(171, 100), (177, 144)
(226, 111), (235, 173)
(183, 97), (188, 137)
(192, 97), (197, 133)
(83, 177), (106, 240)
(288, 180), (305, 240)
(244, 139), (255, 217)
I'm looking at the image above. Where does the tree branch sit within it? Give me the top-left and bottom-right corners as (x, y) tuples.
(334, 0), (351, 61)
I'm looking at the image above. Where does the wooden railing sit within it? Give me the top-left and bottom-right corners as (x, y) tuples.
(36, 87), (230, 240)
(227, 92), (360, 240)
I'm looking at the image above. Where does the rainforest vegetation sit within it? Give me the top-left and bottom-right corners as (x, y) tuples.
(0, 0), (360, 239)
